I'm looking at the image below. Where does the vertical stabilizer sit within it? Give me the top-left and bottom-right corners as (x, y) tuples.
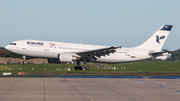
(135, 25), (173, 51)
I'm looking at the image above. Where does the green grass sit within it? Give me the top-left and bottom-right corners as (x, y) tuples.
(101, 61), (180, 72)
(0, 61), (180, 74)
(0, 63), (102, 73)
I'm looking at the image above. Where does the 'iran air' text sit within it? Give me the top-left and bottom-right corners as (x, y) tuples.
(27, 41), (44, 46)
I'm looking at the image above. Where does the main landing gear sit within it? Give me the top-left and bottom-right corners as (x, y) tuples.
(74, 65), (90, 70)
(74, 58), (90, 70)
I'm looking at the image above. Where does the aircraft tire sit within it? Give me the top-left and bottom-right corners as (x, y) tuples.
(74, 66), (79, 70)
(85, 66), (90, 70)
(78, 66), (82, 70)
(23, 61), (26, 65)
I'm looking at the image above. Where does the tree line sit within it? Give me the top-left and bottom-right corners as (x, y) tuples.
(167, 49), (180, 61)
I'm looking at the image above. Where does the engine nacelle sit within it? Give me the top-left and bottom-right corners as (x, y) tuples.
(48, 53), (73, 63)
(58, 53), (73, 63)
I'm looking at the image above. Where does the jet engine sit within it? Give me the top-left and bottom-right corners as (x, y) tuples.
(48, 53), (73, 63)
(58, 53), (73, 63)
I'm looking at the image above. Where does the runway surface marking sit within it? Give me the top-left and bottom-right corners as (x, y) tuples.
(0, 78), (20, 100)
(94, 78), (136, 101)
(67, 78), (93, 101)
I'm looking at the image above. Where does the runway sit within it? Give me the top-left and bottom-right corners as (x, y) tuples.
(0, 78), (180, 101)
(2, 75), (180, 79)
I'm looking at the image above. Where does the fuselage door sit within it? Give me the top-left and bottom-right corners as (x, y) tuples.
(22, 41), (27, 50)
(44, 42), (49, 51)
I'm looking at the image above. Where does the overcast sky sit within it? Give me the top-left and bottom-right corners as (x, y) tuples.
(0, 0), (179, 50)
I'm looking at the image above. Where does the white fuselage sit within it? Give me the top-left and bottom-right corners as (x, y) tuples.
(5, 40), (151, 63)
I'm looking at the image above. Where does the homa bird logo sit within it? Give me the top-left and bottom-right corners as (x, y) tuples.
(156, 35), (165, 44)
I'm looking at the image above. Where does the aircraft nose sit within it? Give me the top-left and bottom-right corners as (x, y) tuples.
(5, 45), (10, 50)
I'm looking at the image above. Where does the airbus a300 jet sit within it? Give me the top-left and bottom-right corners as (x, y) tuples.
(5, 25), (173, 70)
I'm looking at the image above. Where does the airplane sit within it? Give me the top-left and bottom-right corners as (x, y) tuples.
(5, 25), (173, 70)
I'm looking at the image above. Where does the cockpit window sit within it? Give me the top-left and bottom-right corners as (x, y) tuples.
(9, 43), (16, 45)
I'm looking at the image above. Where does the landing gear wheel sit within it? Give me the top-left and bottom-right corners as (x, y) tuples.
(85, 66), (90, 70)
(81, 66), (86, 70)
(78, 66), (82, 70)
(74, 66), (79, 70)
(23, 61), (26, 64)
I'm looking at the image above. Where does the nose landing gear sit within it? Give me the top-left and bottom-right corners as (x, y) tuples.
(22, 56), (26, 64)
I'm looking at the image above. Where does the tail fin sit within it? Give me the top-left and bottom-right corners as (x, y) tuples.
(135, 25), (173, 51)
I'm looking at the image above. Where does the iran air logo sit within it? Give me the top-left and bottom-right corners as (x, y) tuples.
(156, 35), (165, 44)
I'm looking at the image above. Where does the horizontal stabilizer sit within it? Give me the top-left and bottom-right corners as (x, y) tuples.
(149, 50), (173, 57)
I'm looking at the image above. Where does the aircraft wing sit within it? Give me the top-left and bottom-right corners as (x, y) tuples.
(75, 46), (120, 61)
